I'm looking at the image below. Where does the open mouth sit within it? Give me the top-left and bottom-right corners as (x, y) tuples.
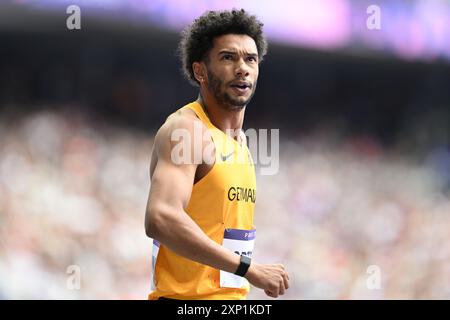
(231, 84), (250, 89)
(230, 82), (251, 94)
(230, 82), (251, 89)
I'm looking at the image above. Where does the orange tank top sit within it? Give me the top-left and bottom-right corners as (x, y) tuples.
(148, 101), (257, 300)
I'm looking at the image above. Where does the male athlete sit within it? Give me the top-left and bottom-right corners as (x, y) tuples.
(145, 9), (289, 300)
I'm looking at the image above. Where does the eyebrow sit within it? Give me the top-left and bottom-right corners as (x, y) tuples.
(218, 50), (259, 58)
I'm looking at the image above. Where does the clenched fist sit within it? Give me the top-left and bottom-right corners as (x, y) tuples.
(245, 262), (290, 298)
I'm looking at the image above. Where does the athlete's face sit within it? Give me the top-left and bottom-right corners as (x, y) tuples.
(204, 34), (259, 110)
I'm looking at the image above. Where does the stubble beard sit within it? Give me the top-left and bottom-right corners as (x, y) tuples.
(206, 69), (257, 111)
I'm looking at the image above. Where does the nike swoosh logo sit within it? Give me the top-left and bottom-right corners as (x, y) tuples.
(220, 152), (234, 161)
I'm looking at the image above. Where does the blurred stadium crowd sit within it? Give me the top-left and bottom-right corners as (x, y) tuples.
(0, 109), (448, 299)
(1, 0), (450, 300)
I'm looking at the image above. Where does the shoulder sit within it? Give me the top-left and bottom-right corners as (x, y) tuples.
(154, 106), (212, 157)
(166, 107), (205, 132)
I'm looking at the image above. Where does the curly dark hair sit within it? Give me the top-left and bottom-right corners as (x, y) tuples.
(178, 9), (268, 86)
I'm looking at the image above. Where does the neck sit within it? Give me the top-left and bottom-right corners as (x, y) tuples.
(197, 92), (245, 139)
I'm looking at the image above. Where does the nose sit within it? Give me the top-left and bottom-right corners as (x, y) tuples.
(235, 58), (250, 78)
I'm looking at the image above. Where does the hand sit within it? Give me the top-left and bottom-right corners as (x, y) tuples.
(244, 262), (290, 298)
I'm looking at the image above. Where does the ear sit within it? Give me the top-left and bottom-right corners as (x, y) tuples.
(192, 62), (206, 84)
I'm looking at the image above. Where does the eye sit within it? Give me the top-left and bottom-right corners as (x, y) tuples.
(222, 54), (233, 60)
(247, 56), (257, 62)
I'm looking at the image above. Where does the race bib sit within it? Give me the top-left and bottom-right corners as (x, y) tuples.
(151, 239), (160, 291)
(220, 228), (256, 288)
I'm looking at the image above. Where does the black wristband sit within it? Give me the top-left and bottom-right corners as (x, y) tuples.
(234, 254), (251, 277)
